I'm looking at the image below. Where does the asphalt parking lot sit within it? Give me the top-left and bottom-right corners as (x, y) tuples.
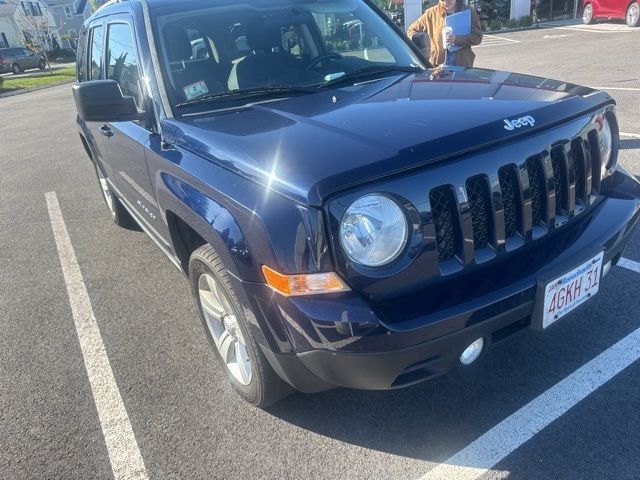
(1, 22), (639, 480)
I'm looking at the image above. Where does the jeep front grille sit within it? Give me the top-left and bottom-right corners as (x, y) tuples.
(429, 130), (601, 264)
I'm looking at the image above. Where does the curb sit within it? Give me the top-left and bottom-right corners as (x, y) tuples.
(0, 79), (74, 99)
(484, 19), (582, 34)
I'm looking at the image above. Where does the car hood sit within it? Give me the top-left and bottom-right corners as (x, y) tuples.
(163, 67), (612, 206)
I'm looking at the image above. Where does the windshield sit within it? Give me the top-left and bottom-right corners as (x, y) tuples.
(153, 0), (424, 113)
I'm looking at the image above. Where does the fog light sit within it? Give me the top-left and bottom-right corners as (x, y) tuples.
(460, 337), (484, 365)
(602, 260), (612, 278)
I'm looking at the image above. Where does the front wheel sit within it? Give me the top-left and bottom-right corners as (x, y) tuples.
(189, 244), (293, 408)
(627, 2), (640, 27)
(583, 3), (595, 24)
(38, 59), (46, 70)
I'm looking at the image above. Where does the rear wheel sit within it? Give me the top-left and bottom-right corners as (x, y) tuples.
(11, 63), (21, 74)
(38, 59), (46, 70)
(189, 244), (293, 408)
(583, 3), (595, 23)
(94, 164), (138, 229)
(627, 2), (640, 26)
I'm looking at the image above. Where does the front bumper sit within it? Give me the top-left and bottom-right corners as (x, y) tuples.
(238, 170), (640, 393)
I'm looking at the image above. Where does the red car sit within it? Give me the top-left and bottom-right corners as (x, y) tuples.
(583, 0), (640, 26)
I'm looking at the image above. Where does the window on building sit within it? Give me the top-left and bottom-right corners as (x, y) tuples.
(30, 2), (43, 17)
(21, 1), (30, 15)
(106, 22), (143, 107)
(64, 5), (74, 19)
(0, 33), (8, 48)
(89, 25), (104, 80)
(73, 0), (84, 15)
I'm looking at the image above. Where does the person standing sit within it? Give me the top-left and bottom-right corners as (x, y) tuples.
(407, 0), (483, 67)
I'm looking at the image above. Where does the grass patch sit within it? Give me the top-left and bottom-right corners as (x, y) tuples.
(1, 66), (76, 92)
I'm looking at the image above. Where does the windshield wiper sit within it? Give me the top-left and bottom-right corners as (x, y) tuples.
(318, 65), (423, 88)
(176, 85), (317, 109)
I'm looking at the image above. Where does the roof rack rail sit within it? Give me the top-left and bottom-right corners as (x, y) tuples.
(96, 0), (129, 13)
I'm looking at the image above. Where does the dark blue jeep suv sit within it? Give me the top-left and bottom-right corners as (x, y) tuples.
(73, 0), (640, 407)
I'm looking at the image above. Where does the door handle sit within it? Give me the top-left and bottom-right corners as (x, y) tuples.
(99, 125), (114, 138)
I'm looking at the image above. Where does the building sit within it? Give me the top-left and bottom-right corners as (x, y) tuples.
(402, 0), (578, 27)
(0, 1), (60, 50)
(42, 0), (89, 49)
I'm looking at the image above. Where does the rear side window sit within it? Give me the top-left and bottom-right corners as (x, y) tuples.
(77, 29), (87, 82)
(106, 23), (143, 107)
(89, 25), (104, 80)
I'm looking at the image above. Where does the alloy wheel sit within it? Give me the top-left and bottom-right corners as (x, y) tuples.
(198, 273), (252, 385)
(628, 3), (639, 26)
(583, 4), (593, 23)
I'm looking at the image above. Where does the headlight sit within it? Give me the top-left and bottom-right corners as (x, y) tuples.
(339, 194), (408, 267)
(597, 115), (614, 178)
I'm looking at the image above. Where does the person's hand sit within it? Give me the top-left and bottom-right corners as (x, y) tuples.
(446, 34), (456, 46)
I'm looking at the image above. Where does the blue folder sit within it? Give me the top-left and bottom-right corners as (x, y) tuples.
(445, 9), (472, 52)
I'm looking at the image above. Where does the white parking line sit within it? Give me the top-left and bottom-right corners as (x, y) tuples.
(618, 257), (640, 274)
(483, 34), (520, 43)
(557, 24), (637, 33)
(419, 325), (640, 480)
(45, 192), (149, 480)
(475, 35), (520, 48)
(591, 87), (640, 91)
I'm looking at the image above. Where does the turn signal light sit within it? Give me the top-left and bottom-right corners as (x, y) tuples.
(262, 266), (350, 296)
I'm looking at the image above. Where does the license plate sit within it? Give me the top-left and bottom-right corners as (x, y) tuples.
(542, 252), (604, 329)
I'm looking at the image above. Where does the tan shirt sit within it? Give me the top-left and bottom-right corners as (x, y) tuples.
(407, 4), (483, 67)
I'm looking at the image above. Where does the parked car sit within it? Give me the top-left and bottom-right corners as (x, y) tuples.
(48, 47), (77, 62)
(73, 0), (640, 407)
(0, 47), (46, 74)
(582, 0), (640, 26)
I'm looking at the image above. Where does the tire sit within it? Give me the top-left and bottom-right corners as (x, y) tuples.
(189, 244), (293, 408)
(627, 1), (640, 27)
(11, 63), (21, 74)
(93, 163), (138, 229)
(583, 3), (595, 23)
(38, 59), (46, 70)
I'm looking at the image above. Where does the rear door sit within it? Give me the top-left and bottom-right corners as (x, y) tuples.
(20, 48), (38, 69)
(593, 0), (615, 16)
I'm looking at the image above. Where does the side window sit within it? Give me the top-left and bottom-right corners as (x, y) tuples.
(89, 25), (104, 80)
(77, 29), (87, 82)
(106, 23), (142, 107)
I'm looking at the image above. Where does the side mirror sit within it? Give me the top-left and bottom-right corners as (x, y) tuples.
(72, 80), (144, 122)
(411, 32), (430, 62)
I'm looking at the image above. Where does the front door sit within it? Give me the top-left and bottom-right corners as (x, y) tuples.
(83, 16), (168, 242)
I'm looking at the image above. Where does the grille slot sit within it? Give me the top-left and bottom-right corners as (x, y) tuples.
(551, 148), (567, 215)
(571, 137), (593, 206)
(526, 157), (546, 226)
(572, 139), (586, 204)
(587, 129), (602, 192)
(466, 175), (492, 249)
(498, 166), (521, 238)
(430, 186), (458, 261)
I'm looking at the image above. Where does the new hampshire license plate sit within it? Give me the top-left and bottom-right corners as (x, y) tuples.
(542, 252), (604, 329)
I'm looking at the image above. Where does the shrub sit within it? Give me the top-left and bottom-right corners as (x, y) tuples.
(505, 18), (519, 29)
(489, 19), (503, 31)
(0, 76), (4, 89)
(518, 15), (534, 27)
